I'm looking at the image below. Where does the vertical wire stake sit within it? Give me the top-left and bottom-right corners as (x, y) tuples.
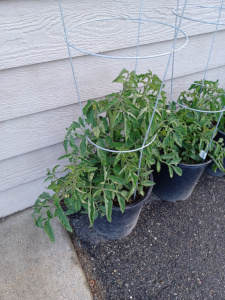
(133, 0), (189, 200)
(201, 0), (224, 161)
(135, 0), (143, 74)
(170, 0), (180, 103)
(202, 106), (225, 163)
(58, 0), (87, 129)
(201, 0), (224, 92)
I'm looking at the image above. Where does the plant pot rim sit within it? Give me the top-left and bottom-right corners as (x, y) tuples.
(178, 159), (212, 168)
(111, 173), (154, 211)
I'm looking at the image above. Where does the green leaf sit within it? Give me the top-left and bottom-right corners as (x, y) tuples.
(117, 194), (125, 213)
(86, 106), (96, 127)
(113, 153), (121, 166)
(112, 113), (122, 128)
(199, 116), (208, 127)
(79, 137), (87, 156)
(161, 154), (174, 160)
(140, 170), (153, 177)
(93, 189), (102, 198)
(121, 190), (128, 200)
(104, 192), (112, 222)
(71, 121), (80, 130)
(63, 139), (68, 153)
(119, 68), (129, 76)
(124, 116), (131, 141)
(170, 101), (177, 111)
(89, 172), (95, 181)
(53, 196), (60, 208)
(168, 166), (173, 178)
(130, 171), (138, 184)
(74, 199), (82, 211)
(163, 134), (170, 147)
(209, 156), (225, 172)
(97, 139), (107, 165)
(44, 220), (55, 242)
(147, 157), (156, 165)
(103, 98), (118, 111)
(79, 117), (85, 127)
(58, 154), (71, 161)
(111, 141), (124, 150)
(113, 69), (128, 83)
(65, 208), (78, 215)
(88, 198), (95, 226)
(98, 121), (105, 133)
(39, 192), (52, 200)
(113, 75), (124, 83)
(175, 126), (187, 136)
(105, 136), (112, 146)
(35, 216), (44, 228)
(93, 126), (100, 138)
(52, 165), (60, 175)
(104, 189), (112, 200)
(214, 143), (221, 156)
(69, 135), (77, 148)
(170, 158), (181, 165)
(47, 211), (53, 219)
(109, 175), (125, 185)
(137, 107), (148, 120)
(83, 100), (92, 115)
(113, 165), (122, 176)
(103, 165), (107, 182)
(126, 111), (137, 123)
(152, 147), (161, 159)
(54, 208), (72, 232)
(173, 131), (183, 147)
(156, 160), (161, 172)
(221, 94), (225, 106)
(83, 166), (98, 172)
(173, 166), (182, 176)
(119, 165), (127, 175)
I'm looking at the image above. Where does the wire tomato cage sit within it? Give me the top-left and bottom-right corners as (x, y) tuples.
(58, 0), (189, 200)
(170, 0), (225, 161)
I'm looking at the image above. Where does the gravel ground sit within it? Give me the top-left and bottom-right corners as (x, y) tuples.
(69, 173), (225, 300)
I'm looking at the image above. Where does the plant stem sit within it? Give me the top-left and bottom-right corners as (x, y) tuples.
(108, 95), (122, 140)
(89, 186), (124, 195)
(107, 111), (114, 140)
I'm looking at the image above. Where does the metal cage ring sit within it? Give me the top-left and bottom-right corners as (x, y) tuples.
(64, 17), (188, 59)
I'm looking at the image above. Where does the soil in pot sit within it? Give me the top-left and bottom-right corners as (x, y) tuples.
(205, 129), (225, 177)
(93, 174), (154, 240)
(153, 161), (212, 202)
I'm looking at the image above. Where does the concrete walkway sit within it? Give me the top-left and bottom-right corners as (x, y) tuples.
(0, 208), (93, 300)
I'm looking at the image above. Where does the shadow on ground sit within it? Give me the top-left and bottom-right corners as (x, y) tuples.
(69, 173), (225, 300)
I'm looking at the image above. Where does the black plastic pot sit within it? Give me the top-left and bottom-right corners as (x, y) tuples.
(153, 160), (212, 202)
(93, 174), (154, 240)
(205, 129), (225, 177)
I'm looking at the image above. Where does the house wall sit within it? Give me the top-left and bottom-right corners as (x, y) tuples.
(1, 0), (224, 217)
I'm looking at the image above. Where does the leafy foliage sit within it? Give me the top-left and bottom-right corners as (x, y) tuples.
(156, 80), (225, 173)
(178, 80), (225, 132)
(32, 72), (225, 242)
(33, 70), (180, 242)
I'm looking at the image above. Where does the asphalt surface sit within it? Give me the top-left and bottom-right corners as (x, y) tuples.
(70, 173), (225, 300)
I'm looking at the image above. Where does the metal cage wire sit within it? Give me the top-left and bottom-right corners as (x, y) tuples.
(58, 0), (189, 199)
(170, 0), (225, 162)
(58, 0), (224, 198)
(172, 4), (225, 26)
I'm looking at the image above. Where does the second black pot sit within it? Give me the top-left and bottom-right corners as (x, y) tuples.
(93, 174), (154, 240)
(153, 161), (212, 202)
(205, 129), (225, 177)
